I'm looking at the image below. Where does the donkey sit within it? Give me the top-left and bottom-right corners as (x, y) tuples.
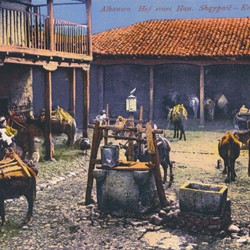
(168, 104), (188, 141)
(189, 96), (199, 119)
(0, 146), (37, 225)
(123, 135), (174, 187)
(218, 132), (241, 183)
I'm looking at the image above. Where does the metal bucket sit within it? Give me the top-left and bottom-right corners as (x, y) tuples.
(101, 145), (119, 168)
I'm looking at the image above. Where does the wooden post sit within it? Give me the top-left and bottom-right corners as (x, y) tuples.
(71, 68), (76, 118)
(83, 69), (90, 138)
(139, 106), (143, 122)
(45, 70), (53, 161)
(47, 0), (55, 51)
(149, 65), (154, 122)
(85, 121), (103, 205)
(199, 66), (205, 127)
(151, 137), (169, 208)
(86, 0), (92, 56)
(105, 103), (109, 125)
(104, 104), (109, 145)
(34, 6), (39, 48)
(127, 131), (134, 161)
(98, 66), (104, 113)
(127, 113), (135, 161)
(137, 106), (144, 156)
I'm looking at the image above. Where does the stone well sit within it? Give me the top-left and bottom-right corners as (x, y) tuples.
(93, 162), (160, 216)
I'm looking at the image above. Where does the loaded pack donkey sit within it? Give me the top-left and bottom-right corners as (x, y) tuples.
(233, 105), (250, 130)
(168, 104), (188, 141)
(218, 132), (241, 183)
(0, 140), (37, 225)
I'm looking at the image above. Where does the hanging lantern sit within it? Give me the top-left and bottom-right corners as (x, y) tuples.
(126, 93), (137, 113)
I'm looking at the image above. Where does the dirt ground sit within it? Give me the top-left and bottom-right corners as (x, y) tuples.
(0, 118), (249, 249)
(162, 119), (249, 226)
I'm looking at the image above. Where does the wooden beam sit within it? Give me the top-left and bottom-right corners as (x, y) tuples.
(83, 69), (90, 138)
(71, 68), (76, 118)
(92, 57), (250, 66)
(3, 57), (91, 68)
(86, 0), (92, 56)
(139, 106), (143, 123)
(199, 66), (205, 127)
(45, 70), (53, 160)
(105, 104), (109, 125)
(0, 45), (93, 61)
(98, 66), (104, 113)
(85, 121), (102, 205)
(151, 137), (169, 208)
(47, 0), (55, 51)
(103, 104), (109, 145)
(43, 61), (58, 71)
(149, 65), (154, 122)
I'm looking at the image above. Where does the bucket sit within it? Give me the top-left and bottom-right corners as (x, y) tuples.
(101, 145), (119, 168)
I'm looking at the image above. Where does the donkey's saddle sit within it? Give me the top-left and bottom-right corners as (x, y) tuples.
(0, 149), (37, 180)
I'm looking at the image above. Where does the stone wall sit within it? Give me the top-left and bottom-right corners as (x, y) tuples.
(0, 64), (32, 115)
(150, 199), (232, 235)
(173, 200), (231, 233)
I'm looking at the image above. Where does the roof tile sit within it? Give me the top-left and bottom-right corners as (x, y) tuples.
(93, 18), (250, 58)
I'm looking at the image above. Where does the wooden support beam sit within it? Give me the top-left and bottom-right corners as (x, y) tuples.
(139, 106), (143, 123)
(105, 104), (109, 125)
(83, 69), (90, 138)
(98, 66), (104, 113)
(199, 66), (205, 127)
(105, 135), (146, 142)
(103, 104), (109, 145)
(71, 68), (76, 118)
(47, 0), (55, 51)
(85, 121), (103, 205)
(149, 65), (154, 122)
(127, 130), (134, 161)
(45, 70), (53, 160)
(151, 136), (169, 208)
(88, 124), (164, 134)
(86, 0), (92, 56)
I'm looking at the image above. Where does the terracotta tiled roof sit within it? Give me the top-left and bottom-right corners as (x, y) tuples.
(93, 18), (250, 58)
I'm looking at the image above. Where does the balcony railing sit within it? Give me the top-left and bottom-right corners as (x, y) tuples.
(54, 18), (88, 54)
(0, 6), (89, 56)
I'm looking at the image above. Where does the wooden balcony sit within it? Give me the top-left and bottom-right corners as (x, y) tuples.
(0, 6), (92, 66)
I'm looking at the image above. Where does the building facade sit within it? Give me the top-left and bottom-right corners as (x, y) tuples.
(0, 0), (92, 159)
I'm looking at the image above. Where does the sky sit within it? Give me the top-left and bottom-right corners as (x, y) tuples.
(32, 0), (250, 34)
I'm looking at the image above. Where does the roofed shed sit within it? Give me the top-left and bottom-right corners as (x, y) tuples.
(91, 18), (250, 125)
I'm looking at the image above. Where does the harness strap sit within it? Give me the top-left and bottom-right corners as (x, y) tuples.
(10, 117), (28, 131)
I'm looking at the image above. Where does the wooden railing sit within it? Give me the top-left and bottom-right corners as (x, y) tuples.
(0, 6), (89, 56)
(54, 18), (88, 54)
